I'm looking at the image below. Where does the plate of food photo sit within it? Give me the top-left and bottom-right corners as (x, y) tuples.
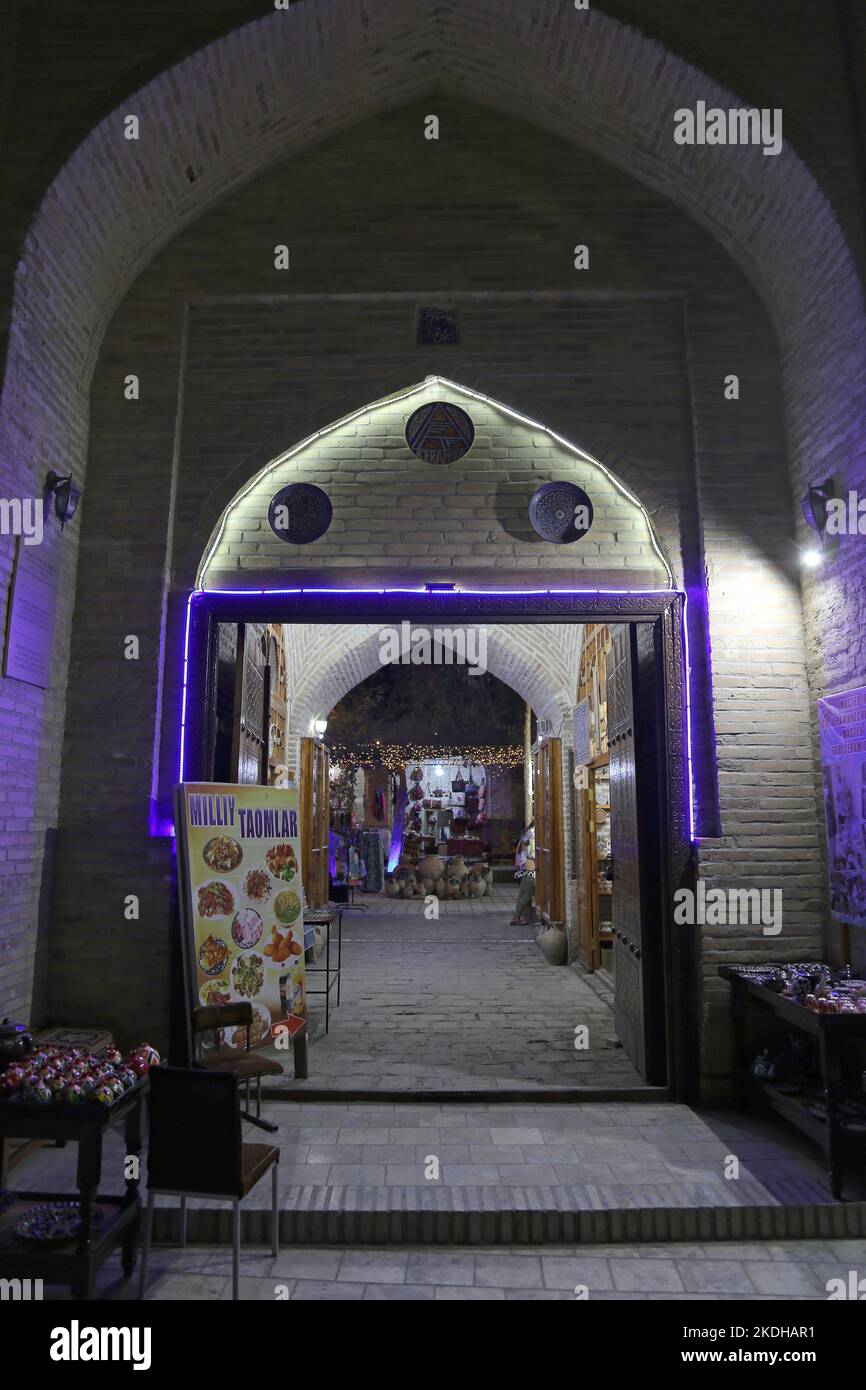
(231, 907), (264, 950)
(199, 977), (231, 1008)
(265, 843), (297, 882)
(273, 888), (302, 926)
(231, 952), (265, 999)
(199, 935), (230, 977)
(263, 923), (304, 968)
(228, 1001), (272, 1050)
(196, 879), (236, 919)
(202, 836), (243, 873)
(242, 866), (272, 905)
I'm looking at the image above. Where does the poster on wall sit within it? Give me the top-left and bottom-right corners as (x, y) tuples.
(2, 536), (59, 688)
(818, 685), (866, 927)
(174, 782), (307, 1051)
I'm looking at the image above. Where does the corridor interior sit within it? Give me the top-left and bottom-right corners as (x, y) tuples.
(273, 886), (646, 1093)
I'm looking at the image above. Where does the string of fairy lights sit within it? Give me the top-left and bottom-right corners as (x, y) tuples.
(327, 742), (525, 772)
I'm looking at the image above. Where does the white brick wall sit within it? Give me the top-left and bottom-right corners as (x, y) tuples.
(201, 381), (669, 589)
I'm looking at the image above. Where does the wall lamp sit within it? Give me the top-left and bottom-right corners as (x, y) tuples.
(800, 476), (838, 569)
(45, 471), (82, 530)
(314, 718), (328, 736)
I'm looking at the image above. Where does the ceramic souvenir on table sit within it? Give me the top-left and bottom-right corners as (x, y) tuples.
(0, 1019), (34, 1075)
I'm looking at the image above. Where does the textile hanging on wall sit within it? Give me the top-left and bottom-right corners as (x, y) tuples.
(358, 827), (385, 893)
(818, 685), (866, 926)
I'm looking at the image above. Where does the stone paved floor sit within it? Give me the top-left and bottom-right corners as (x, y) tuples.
(273, 887), (645, 1091)
(13, 1098), (859, 1211)
(35, 1239), (866, 1300)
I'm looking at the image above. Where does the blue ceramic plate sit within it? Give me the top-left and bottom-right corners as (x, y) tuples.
(529, 481), (594, 543)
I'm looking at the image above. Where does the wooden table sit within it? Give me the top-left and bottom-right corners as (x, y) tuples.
(720, 965), (866, 1199)
(0, 1079), (147, 1299)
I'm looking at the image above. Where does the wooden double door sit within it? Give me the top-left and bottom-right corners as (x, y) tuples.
(606, 624), (666, 1084)
(533, 737), (565, 926)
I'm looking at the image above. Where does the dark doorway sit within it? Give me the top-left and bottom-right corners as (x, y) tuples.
(174, 588), (696, 1100)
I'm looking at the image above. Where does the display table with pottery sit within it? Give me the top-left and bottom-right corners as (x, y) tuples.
(0, 1075), (148, 1299)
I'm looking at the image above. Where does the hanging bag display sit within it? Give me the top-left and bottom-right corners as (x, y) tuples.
(451, 768), (467, 793)
(465, 765), (479, 797)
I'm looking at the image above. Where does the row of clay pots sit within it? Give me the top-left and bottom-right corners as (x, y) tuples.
(385, 859), (494, 899)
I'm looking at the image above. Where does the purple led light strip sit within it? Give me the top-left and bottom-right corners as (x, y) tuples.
(176, 585), (698, 841)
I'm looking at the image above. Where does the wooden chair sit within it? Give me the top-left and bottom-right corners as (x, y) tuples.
(138, 1065), (279, 1301)
(192, 1002), (283, 1133)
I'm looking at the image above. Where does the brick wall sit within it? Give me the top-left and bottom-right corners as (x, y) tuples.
(0, 4), (862, 1098)
(43, 94), (822, 1094)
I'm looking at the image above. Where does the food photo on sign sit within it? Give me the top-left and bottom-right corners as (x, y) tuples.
(175, 784), (307, 1053)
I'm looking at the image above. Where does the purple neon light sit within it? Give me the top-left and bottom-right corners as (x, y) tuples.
(681, 591), (695, 840)
(175, 585), (698, 842)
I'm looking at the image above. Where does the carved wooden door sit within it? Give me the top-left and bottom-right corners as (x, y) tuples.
(533, 737), (565, 925)
(231, 623), (268, 785)
(607, 624), (666, 1082)
(607, 626), (643, 1070)
(300, 737), (330, 907)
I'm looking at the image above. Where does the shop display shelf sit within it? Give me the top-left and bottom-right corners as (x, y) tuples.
(0, 1192), (138, 1295)
(0, 1079), (146, 1298)
(721, 965), (866, 1200)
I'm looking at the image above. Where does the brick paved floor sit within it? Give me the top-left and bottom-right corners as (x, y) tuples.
(33, 1238), (866, 1300)
(275, 887), (645, 1091)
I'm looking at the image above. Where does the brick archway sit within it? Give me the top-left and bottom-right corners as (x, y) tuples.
(2, 0), (862, 1035)
(285, 621), (583, 764)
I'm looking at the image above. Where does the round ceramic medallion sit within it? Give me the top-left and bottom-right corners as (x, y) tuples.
(528, 481), (594, 544)
(268, 483), (333, 544)
(405, 401), (475, 464)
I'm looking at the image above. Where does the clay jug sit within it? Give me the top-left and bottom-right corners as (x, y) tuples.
(449, 855), (469, 881)
(419, 854), (445, 882)
(537, 925), (567, 965)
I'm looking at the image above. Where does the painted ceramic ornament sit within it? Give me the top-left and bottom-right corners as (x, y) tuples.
(26, 1082), (52, 1104)
(118, 1068), (138, 1091)
(104, 1046), (123, 1066)
(64, 1084), (83, 1104)
(405, 400), (475, 464)
(93, 1085), (115, 1106)
(528, 480), (594, 544)
(78, 1076), (97, 1097)
(137, 1044), (160, 1068)
(267, 482), (333, 545)
(125, 1053), (149, 1078)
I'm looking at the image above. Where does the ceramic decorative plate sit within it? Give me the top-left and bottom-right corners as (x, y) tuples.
(14, 1201), (105, 1246)
(268, 483), (333, 544)
(528, 481), (594, 543)
(405, 401), (475, 464)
